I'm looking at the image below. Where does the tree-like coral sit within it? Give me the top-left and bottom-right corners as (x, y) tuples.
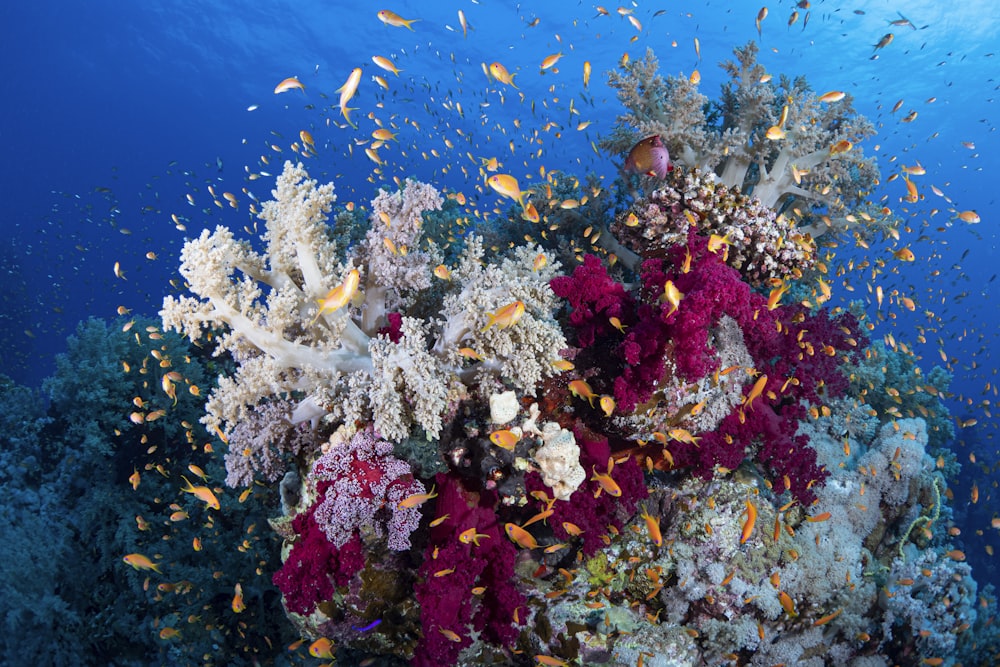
(602, 42), (887, 238)
(162, 161), (567, 446)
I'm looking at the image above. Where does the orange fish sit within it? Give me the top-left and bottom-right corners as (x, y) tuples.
(505, 522), (539, 549)
(568, 379), (597, 406)
(778, 590), (798, 617)
(377, 9), (419, 30)
(273, 76), (305, 94)
(180, 476), (220, 510)
(459, 527), (490, 547)
(590, 464), (622, 497)
(487, 174), (526, 207)
(313, 269), (361, 322)
(232, 583), (246, 613)
(743, 375), (769, 410)
(397, 484), (437, 509)
(740, 500), (757, 544)
(309, 637), (335, 659)
(488, 62), (517, 87)
(639, 505), (662, 546)
(129, 467), (141, 491)
(123, 553), (161, 573)
(490, 429), (520, 450)
(482, 301), (525, 331)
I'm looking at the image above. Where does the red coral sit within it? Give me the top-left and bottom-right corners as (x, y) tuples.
(272, 507), (365, 616)
(412, 473), (525, 666)
(526, 424), (647, 556)
(550, 253), (635, 348)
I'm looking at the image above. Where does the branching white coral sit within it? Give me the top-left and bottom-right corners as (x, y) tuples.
(162, 162), (566, 443)
(602, 43), (879, 232)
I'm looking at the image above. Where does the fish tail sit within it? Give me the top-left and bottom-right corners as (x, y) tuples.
(342, 106), (358, 129)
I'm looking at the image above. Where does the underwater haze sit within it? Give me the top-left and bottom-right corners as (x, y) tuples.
(2, 1), (1000, 665)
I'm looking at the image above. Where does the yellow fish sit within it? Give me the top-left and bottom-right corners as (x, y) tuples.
(376, 9), (419, 30)
(309, 637), (336, 659)
(313, 269), (361, 322)
(273, 76), (305, 94)
(490, 429), (520, 450)
(397, 484), (437, 509)
(487, 174), (527, 209)
(371, 55), (402, 75)
(504, 522), (538, 549)
(336, 68), (363, 128)
(568, 379), (596, 406)
(123, 553), (161, 573)
(180, 476), (220, 510)
(482, 300), (525, 331)
(661, 280), (683, 316)
(489, 62), (517, 87)
(459, 527), (490, 546)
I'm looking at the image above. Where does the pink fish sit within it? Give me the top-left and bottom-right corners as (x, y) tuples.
(624, 135), (672, 178)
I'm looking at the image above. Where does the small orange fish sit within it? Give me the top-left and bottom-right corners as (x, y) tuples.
(309, 637), (335, 659)
(397, 484), (437, 509)
(806, 511), (831, 522)
(740, 500), (757, 544)
(438, 626), (462, 642)
(490, 429), (520, 450)
(313, 269), (361, 322)
(743, 375), (768, 410)
(818, 91), (846, 103)
(639, 505), (662, 546)
(812, 608), (843, 626)
(129, 468), (141, 491)
(458, 527), (490, 546)
(568, 379), (597, 406)
(377, 9), (419, 30)
(505, 522), (539, 549)
(562, 521), (584, 536)
(660, 280), (683, 316)
(778, 590), (797, 617)
(123, 553), (161, 573)
(487, 173), (525, 207)
(599, 395), (615, 417)
(488, 62), (517, 88)
(232, 582), (246, 613)
(482, 300), (525, 331)
(159, 627), (181, 640)
(180, 476), (220, 510)
(590, 464), (622, 497)
(273, 76), (305, 94)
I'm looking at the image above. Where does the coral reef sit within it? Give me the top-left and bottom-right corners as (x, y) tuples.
(602, 42), (889, 239)
(135, 46), (1000, 667)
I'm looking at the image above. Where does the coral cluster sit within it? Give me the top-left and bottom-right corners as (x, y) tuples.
(602, 42), (888, 239)
(146, 48), (998, 667)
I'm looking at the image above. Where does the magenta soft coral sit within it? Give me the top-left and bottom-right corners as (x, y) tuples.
(272, 507), (365, 615)
(412, 473), (526, 666)
(525, 424), (647, 556)
(550, 253), (635, 348)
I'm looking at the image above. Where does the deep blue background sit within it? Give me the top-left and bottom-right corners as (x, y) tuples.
(2, 0), (997, 582)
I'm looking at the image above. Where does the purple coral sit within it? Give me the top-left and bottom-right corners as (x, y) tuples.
(311, 426), (425, 551)
(223, 399), (318, 487)
(526, 425), (647, 556)
(550, 253), (635, 347)
(413, 473), (526, 666)
(272, 507), (365, 615)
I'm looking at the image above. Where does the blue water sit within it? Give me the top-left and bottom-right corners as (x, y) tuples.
(2, 0), (999, 664)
